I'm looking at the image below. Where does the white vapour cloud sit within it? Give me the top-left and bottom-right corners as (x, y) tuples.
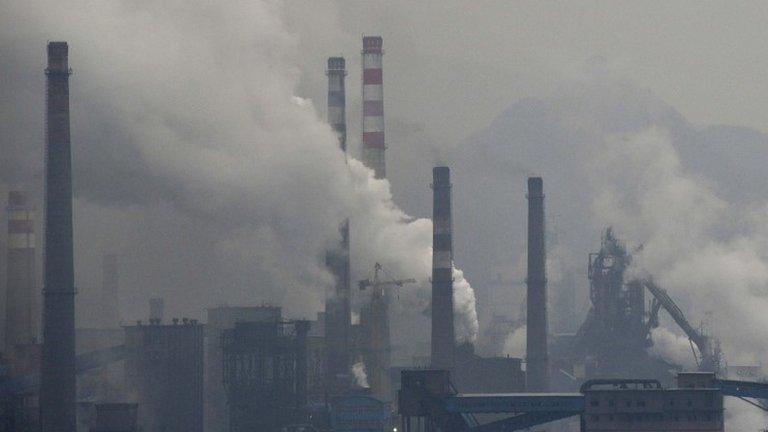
(0, 1), (477, 349)
(351, 361), (369, 388)
(589, 128), (768, 365)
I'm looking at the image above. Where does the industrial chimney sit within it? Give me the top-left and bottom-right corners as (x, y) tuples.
(327, 57), (347, 154)
(40, 41), (76, 432)
(324, 56), (351, 390)
(361, 36), (385, 179)
(431, 167), (454, 370)
(5, 191), (37, 349)
(102, 254), (119, 327)
(526, 177), (549, 391)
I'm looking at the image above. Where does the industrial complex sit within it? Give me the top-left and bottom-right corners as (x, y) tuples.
(0, 34), (767, 432)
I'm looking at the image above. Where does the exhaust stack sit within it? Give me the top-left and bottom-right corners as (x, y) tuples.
(6, 191), (37, 348)
(526, 177), (549, 391)
(361, 36), (385, 179)
(324, 57), (351, 389)
(431, 167), (454, 370)
(40, 41), (76, 432)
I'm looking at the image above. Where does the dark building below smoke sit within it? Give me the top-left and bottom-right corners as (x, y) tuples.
(124, 319), (203, 432)
(222, 319), (310, 432)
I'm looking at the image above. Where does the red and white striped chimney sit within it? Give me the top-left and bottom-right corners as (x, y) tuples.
(361, 36), (385, 179)
(6, 191), (37, 348)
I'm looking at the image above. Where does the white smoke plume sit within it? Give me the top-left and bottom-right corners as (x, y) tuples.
(0, 1), (478, 355)
(351, 361), (369, 388)
(590, 127), (768, 365)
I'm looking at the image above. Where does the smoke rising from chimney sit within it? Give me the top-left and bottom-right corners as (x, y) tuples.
(0, 1), (478, 357)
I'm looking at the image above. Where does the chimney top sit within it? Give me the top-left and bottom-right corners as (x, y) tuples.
(362, 36), (383, 53)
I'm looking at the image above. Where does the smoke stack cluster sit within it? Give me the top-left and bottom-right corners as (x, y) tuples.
(5, 191), (37, 348)
(40, 41), (76, 432)
(431, 166), (455, 370)
(526, 177), (549, 392)
(361, 36), (385, 179)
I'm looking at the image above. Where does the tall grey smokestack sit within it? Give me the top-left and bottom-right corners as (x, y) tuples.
(526, 177), (549, 392)
(324, 57), (351, 389)
(431, 167), (454, 370)
(40, 41), (76, 432)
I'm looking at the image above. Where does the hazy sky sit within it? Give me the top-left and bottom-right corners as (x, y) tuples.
(285, 1), (768, 147)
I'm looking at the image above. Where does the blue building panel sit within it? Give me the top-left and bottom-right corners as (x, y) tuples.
(444, 393), (584, 414)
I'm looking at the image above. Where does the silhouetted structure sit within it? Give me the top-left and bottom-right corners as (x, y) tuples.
(222, 319), (310, 432)
(325, 56), (352, 394)
(431, 167), (454, 370)
(124, 320), (203, 432)
(40, 41), (76, 432)
(526, 177), (549, 391)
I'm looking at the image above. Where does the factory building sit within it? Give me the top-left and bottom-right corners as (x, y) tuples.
(222, 319), (310, 432)
(204, 305), (283, 432)
(124, 319), (203, 432)
(582, 373), (724, 431)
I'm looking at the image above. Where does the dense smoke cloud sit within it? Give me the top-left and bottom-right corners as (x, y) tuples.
(0, 1), (478, 357)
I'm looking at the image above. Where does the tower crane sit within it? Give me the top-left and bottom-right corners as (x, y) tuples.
(357, 263), (416, 400)
(358, 262), (417, 297)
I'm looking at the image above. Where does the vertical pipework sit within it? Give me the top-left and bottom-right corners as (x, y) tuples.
(41, 41), (76, 432)
(6, 191), (37, 348)
(361, 36), (385, 179)
(431, 167), (454, 370)
(526, 177), (549, 392)
(102, 254), (119, 327)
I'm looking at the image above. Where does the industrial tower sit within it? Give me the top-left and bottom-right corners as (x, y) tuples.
(6, 191), (37, 348)
(431, 167), (455, 370)
(40, 41), (76, 432)
(325, 56), (352, 390)
(361, 36), (385, 179)
(526, 177), (549, 392)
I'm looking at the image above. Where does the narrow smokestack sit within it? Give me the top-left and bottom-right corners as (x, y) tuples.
(41, 41), (76, 432)
(102, 254), (119, 327)
(324, 57), (351, 390)
(6, 191), (37, 348)
(361, 36), (385, 179)
(326, 57), (347, 153)
(431, 167), (454, 370)
(526, 177), (549, 392)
